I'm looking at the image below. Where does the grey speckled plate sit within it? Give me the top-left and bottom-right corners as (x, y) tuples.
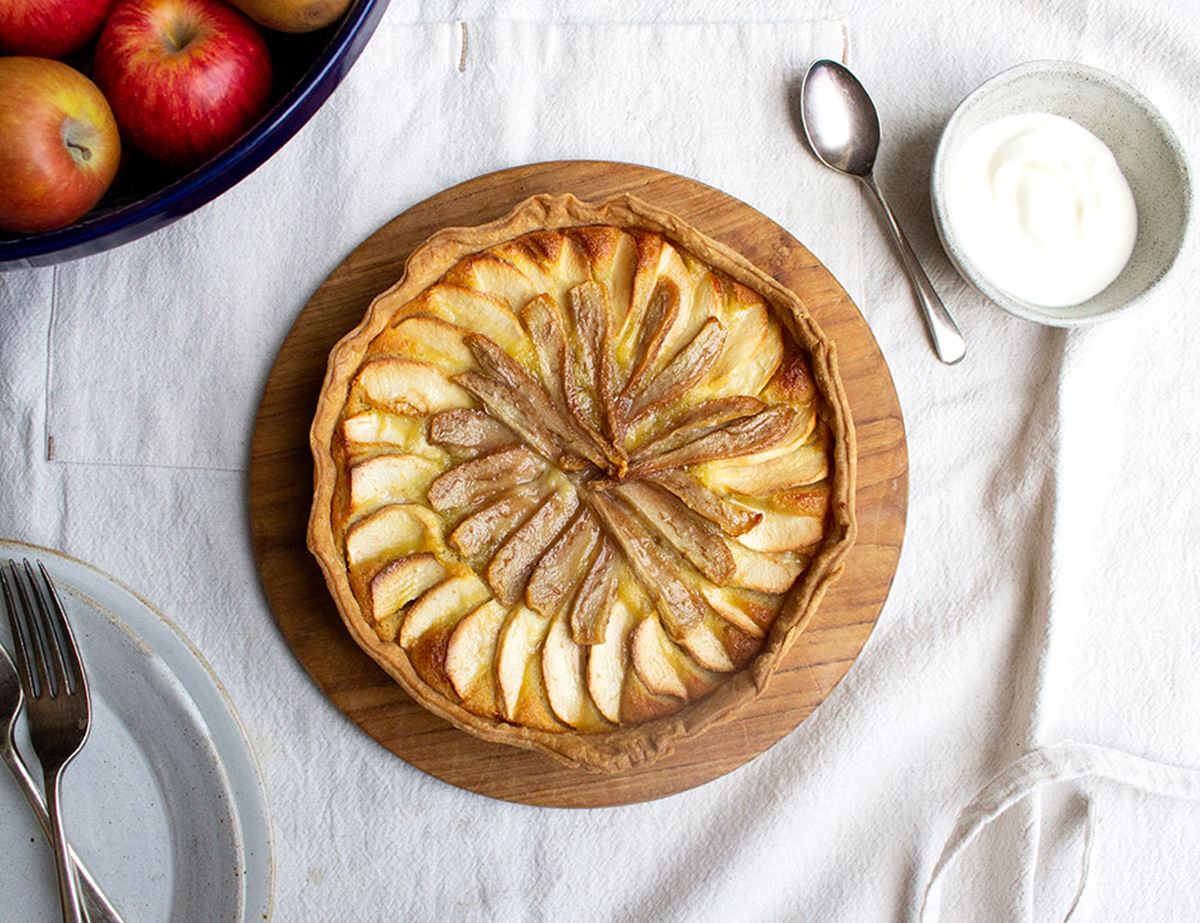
(0, 540), (273, 923)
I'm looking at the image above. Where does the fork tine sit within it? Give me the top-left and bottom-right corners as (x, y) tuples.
(0, 563), (31, 692)
(23, 559), (74, 697)
(15, 559), (57, 697)
(2, 559), (46, 699)
(34, 560), (86, 699)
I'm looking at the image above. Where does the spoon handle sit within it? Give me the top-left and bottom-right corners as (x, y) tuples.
(862, 174), (966, 364)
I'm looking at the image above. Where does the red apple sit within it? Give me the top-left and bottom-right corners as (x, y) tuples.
(0, 57), (121, 234)
(94, 0), (272, 168)
(0, 0), (117, 58)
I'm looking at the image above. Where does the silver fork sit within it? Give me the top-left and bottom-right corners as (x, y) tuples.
(1, 559), (92, 923)
(0, 641), (125, 922)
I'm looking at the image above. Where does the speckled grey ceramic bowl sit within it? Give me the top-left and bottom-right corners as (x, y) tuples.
(931, 60), (1191, 327)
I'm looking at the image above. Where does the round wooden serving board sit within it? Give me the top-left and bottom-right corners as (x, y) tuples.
(249, 161), (908, 808)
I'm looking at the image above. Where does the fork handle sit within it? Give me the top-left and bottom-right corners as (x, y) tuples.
(1, 742), (125, 923)
(44, 766), (88, 923)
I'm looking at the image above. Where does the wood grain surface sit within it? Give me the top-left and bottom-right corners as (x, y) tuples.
(249, 161), (908, 808)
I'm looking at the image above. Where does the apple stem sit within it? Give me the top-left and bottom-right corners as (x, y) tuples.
(165, 21), (200, 53)
(66, 141), (93, 163)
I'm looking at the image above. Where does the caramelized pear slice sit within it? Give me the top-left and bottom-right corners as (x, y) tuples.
(345, 504), (440, 567)
(341, 410), (428, 451)
(567, 281), (618, 435)
(630, 616), (688, 699)
(420, 283), (531, 360)
(572, 226), (637, 326)
(726, 542), (805, 594)
(374, 315), (475, 375)
(495, 605), (551, 721)
(699, 297), (784, 399)
(712, 616), (765, 670)
(646, 470), (761, 537)
(486, 488), (580, 606)
(677, 618), (736, 672)
(491, 231), (591, 306)
(628, 396), (765, 461)
(761, 339), (817, 404)
(426, 446), (545, 512)
(570, 540), (619, 645)
(585, 492), (708, 640)
(519, 294), (568, 407)
(627, 316), (725, 422)
(562, 365), (608, 459)
(525, 509), (601, 618)
(698, 584), (782, 638)
(694, 421), (827, 496)
(520, 286), (609, 453)
(735, 505), (824, 552)
(511, 660), (569, 732)
(443, 253), (540, 312)
(618, 278), (679, 405)
(399, 573), (491, 649)
(447, 483), (546, 559)
(427, 409), (516, 453)
(771, 484), (831, 517)
(348, 454), (441, 519)
(562, 282), (621, 459)
(586, 599), (635, 723)
(357, 358), (473, 415)
(455, 370), (560, 462)
(613, 481), (734, 583)
(407, 620), (459, 696)
(369, 554), (446, 621)
(543, 614), (609, 729)
(616, 242), (701, 374)
(618, 232), (667, 340)
(630, 405), (798, 476)
(444, 599), (507, 710)
(643, 248), (711, 367)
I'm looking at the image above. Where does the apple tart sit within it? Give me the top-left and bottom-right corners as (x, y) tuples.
(309, 193), (856, 772)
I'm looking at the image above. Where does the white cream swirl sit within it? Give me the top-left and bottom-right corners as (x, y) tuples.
(948, 112), (1137, 308)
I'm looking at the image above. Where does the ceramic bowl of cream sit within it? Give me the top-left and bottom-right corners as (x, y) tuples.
(931, 60), (1191, 327)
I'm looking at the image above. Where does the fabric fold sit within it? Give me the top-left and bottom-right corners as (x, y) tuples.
(922, 740), (1200, 923)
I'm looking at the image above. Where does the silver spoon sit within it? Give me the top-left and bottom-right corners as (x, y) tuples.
(801, 59), (966, 364)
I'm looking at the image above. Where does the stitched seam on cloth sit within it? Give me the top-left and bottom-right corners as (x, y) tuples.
(47, 457), (242, 474)
(458, 21), (469, 71)
(44, 266), (58, 462)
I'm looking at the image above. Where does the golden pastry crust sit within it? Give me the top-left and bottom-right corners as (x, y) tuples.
(308, 193), (857, 772)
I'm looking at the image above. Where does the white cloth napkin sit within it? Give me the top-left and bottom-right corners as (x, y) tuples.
(2, 1), (1200, 921)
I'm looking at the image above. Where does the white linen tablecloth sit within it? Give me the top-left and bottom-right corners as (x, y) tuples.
(2, 1), (1199, 920)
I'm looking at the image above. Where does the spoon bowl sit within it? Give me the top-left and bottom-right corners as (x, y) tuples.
(801, 60), (881, 177)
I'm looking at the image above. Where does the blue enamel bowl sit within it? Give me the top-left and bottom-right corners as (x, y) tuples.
(0, 0), (390, 270)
